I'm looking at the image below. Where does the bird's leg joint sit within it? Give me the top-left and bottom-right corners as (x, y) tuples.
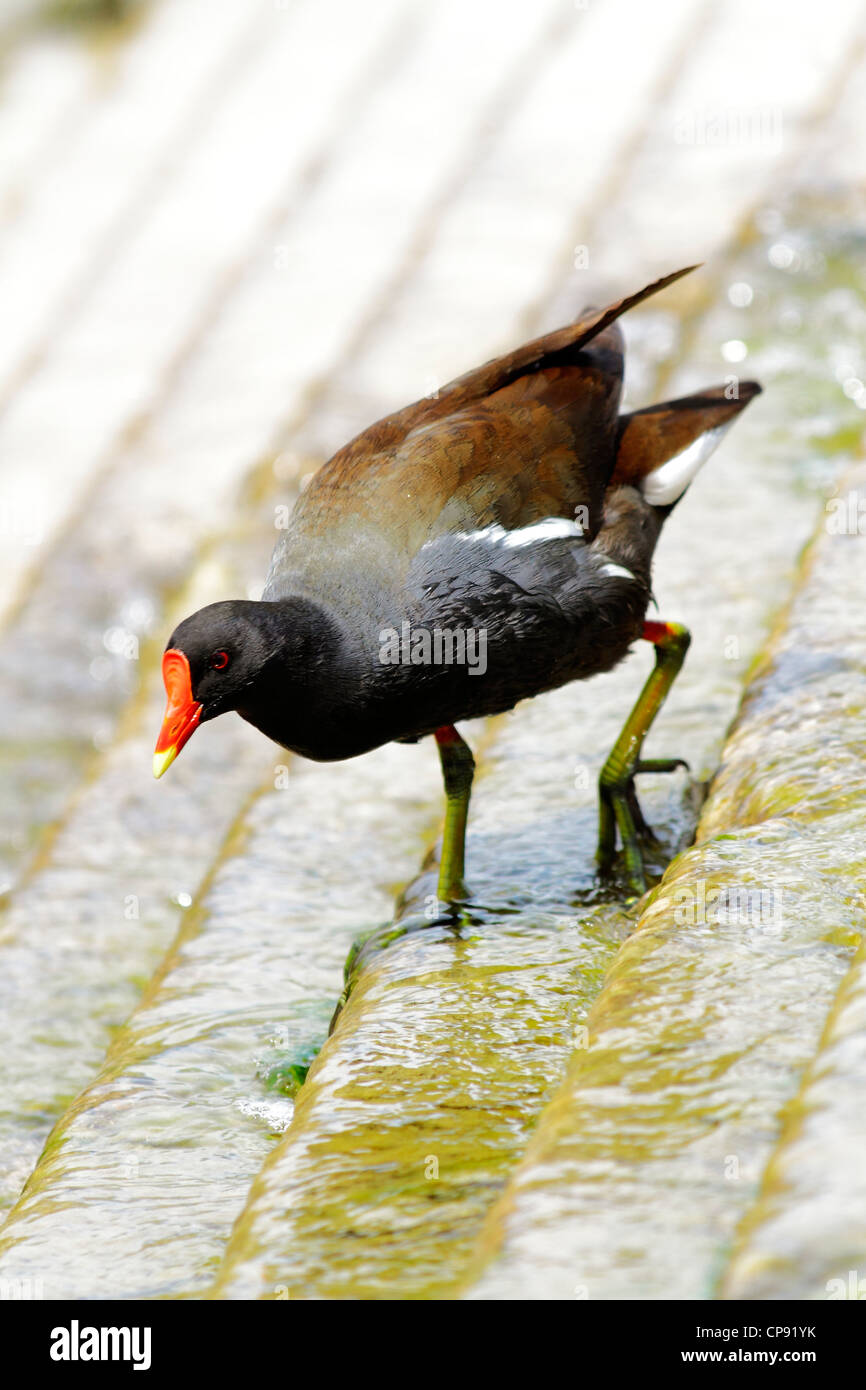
(435, 726), (475, 798)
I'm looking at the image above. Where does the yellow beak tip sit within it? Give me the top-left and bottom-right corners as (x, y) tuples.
(153, 748), (177, 780)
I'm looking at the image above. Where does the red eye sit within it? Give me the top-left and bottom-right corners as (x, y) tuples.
(210, 650), (230, 671)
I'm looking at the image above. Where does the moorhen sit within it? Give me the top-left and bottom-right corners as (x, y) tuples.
(154, 266), (760, 897)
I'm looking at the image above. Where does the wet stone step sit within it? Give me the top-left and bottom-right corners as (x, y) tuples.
(0, 555), (271, 1213)
(1, 0), (863, 1306)
(302, 0), (703, 434)
(714, 458), (866, 1301)
(0, 0), (578, 1257)
(0, 0), (414, 629)
(0, 0), (267, 411)
(0, 33), (94, 226)
(551, 0), (866, 291)
(461, 442), (866, 1303)
(722, 928), (866, 1302)
(0, 0), (558, 892)
(211, 199), (865, 1299)
(210, 681), (630, 1300)
(0, 740), (440, 1298)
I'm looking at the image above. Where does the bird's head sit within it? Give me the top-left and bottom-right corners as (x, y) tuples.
(152, 600), (281, 778)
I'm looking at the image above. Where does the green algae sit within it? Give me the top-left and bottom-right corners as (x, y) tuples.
(261, 1047), (319, 1100)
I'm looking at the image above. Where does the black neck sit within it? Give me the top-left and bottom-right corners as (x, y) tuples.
(235, 597), (370, 761)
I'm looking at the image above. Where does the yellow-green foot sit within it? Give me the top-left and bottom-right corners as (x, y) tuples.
(597, 621), (691, 894)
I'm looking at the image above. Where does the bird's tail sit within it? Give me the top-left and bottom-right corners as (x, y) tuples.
(611, 381), (762, 511)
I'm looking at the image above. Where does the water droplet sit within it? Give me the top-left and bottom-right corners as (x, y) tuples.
(236, 1096), (294, 1132)
(728, 282), (753, 308)
(89, 656), (112, 682)
(768, 243), (796, 270)
(721, 340), (748, 363)
(103, 626), (128, 655)
(123, 598), (155, 631)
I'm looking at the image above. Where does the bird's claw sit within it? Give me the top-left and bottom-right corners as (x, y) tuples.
(598, 754), (690, 894)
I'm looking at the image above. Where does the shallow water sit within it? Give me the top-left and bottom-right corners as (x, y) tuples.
(0, 0), (563, 1236)
(463, 243), (866, 1299)
(212, 198), (866, 1298)
(1, 5), (864, 1299)
(0, 742), (440, 1297)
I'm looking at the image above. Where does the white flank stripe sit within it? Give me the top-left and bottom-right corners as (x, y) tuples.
(600, 562), (635, 581)
(446, 516), (584, 549)
(501, 517), (584, 547)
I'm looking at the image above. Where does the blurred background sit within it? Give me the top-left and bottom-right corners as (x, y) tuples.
(0, 0), (864, 1301)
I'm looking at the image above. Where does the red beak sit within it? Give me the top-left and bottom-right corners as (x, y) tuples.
(153, 649), (202, 778)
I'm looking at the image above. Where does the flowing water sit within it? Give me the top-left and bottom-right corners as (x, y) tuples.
(209, 202), (866, 1299)
(0, 0), (864, 1301)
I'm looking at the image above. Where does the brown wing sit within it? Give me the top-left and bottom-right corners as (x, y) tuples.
(415, 263), (698, 428)
(270, 268), (700, 600)
(295, 326), (623, 546)
(326, 263), (698, 463)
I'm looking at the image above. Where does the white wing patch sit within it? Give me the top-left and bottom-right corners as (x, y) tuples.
(640, 422), (731, 507)
(502, 517), (584, 547)
(446, 516), (584, 549)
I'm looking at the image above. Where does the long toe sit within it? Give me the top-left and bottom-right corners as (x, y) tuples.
(634, 757), (690, 775)
(625, 780), (661, 846)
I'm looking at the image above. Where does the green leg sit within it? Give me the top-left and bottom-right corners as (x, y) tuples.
(434, 725), (475, 902)
(597, 620), (691, 894)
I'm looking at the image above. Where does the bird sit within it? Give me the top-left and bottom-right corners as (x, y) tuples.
(153, 265), (760, 898)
